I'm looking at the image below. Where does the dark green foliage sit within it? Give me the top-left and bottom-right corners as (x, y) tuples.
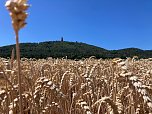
(0, 41), (151, 59)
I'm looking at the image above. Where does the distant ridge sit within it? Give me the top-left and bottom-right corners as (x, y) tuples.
(0, 41), (152, 59)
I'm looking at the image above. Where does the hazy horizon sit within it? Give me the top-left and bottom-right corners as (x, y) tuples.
(0, 0), (152, 50)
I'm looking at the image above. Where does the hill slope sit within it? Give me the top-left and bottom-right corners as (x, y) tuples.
(0, 41), (151, 59)
(0, 41), (109, 59)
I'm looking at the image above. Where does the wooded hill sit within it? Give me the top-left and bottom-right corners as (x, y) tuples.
(0, 41), (152, 59)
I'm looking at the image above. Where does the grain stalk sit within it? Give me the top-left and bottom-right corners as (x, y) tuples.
(5, 0), (30, 113)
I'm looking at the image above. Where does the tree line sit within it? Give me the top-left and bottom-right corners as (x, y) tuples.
(0, 41), (152, 59)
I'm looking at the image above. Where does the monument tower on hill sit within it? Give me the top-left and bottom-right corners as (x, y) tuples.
(61, 37), (64, 42)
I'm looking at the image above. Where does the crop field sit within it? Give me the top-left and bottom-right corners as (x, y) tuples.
(0, 57), (152, 114)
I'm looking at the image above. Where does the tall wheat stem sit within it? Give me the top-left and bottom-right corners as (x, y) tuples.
(15, 30), (23, 114)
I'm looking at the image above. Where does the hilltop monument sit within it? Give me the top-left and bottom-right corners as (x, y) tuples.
(61, 37), (64, 42)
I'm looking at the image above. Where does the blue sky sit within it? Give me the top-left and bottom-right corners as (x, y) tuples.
(0, 0), (152, 50)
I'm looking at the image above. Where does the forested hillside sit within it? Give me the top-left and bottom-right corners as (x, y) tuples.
(0, 41), (151, 59)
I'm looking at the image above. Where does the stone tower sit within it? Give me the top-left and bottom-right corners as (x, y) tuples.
(61, 37), (64, 42)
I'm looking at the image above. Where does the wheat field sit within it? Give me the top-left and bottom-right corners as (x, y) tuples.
(0, 57), (152, 114)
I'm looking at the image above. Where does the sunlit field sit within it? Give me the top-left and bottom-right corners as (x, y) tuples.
(0, 57), (152, 114)
(1, 0), (152, 114)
